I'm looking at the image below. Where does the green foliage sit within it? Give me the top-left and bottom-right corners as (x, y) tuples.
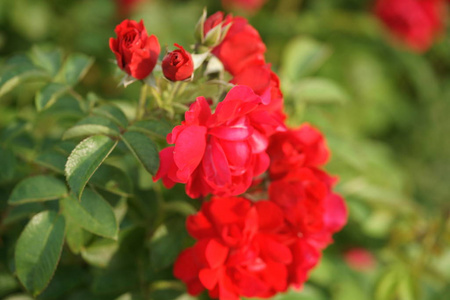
(0, 0), (449, 299)
(14, 211), (66, 297)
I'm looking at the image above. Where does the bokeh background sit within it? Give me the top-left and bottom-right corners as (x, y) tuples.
(0, 0), (449, 299)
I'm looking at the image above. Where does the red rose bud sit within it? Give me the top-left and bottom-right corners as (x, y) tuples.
(109, 19), (160, 80)
(162, 44), (194, 81)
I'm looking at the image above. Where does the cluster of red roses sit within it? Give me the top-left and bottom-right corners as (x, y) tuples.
(110, 11), (347, 300)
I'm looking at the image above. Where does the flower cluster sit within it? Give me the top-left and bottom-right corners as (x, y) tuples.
(109, 10), (347, 300)
(375, 0), (445, 52)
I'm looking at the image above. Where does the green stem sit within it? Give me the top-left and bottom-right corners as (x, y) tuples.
(150, 86), (164, 109)
(167, 81), (182, 105)
(136, 84), (148, 120)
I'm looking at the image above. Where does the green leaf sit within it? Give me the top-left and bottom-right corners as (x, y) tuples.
(150, 219), (189, 270)
(2, 203), (45, 226)
(81, 238), (119, 267)
(121, 131), (159, 176)
(30, 46), (62, 77)
(90, 164), (133, 197)
(0, 147), (17, 183)
(61, 53), (94, 86)
(35, 150), (67, 174)
(15, 211), (65, 297)
(0, 59), (48, 97)
(62, 116), (120, 140)
(8, 176), (68, 205)
(35, 82), (69, 111)
(292, 78), (349, 104)
(92, 104), (129, 128)
(282, 37), (331, 81)
(128, 119), (172, 139)
(61, 189), (118, 239)
(65, 135), (118, 200)
(64, 217), (85, 255)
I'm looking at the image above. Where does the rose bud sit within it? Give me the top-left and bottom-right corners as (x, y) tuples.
(162, 43), (194, 81)
(109, 19), (160, 80)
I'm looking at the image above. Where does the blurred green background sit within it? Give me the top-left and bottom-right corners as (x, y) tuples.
(0, 0), (449, 299)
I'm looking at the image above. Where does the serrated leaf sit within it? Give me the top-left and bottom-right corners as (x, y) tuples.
(292, 78), (349, 104)
(282, 37), (331, 81)
(62, 116), (120, 140)
(61, 189), (118, 239)
(15, 211), (65, 297)
(0, 62), (47, 97)
(62, 53), (94, 86)
(92, 104), (128, 128)
(8, 176), (68, 205)
(65, 135), (118, 200)
(128, 119), (172, 139)
(90, 164), (132, 197)
(121, 131), (159, 175)
(30, 46), (62, 77)
(35, 82), (69, 111)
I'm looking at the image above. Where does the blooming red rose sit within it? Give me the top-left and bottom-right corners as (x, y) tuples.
(174, 196), (292, 299)
(375, 0), (445, 52)
(208, 14), (266, 75)
(109, 19), (160, 80)
(154, 86), (285, 198)
(230, 64), (286, 122)
(267, 124), (329, 180)
(162, 43), (194, 81)
(268, 168), (347, 250)
(221, 0), (268, 13)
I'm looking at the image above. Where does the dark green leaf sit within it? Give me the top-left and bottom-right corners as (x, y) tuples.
(15, 211), (66, 297)
(0, 147), (17, 183)
(93, 104), (129, 128)
(36, 266), (84, 300)
(8, 176), (68, 205)
(35, 82), (69, 111)
(62, 116), (120, 140)
(65, 135), (118, 200)
(90, 164), (132, 197)
(61, 189), (118, 239)
(35, 151), (67, 174)
(150, 218), (189, 271)
(121, 131), (159, 175)
(128, 119), (172, 139)
(92, 227), (146, 294)
(61, 53), (94, 86)
(2, 203), (45, 226)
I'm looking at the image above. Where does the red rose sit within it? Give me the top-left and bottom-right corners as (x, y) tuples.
(173, 196), (292, 299)
(154, 86), (285, 198)
(209, 14), (266, 75)
(375, 0), (445, 52)
(269, 168), (347, 250)
(162, 43), (194, 81)
(109, 19), (160, 80)
(230, 64), (286, 122)
(221, 0), (268, 13)
(267, 124), (329, 180)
